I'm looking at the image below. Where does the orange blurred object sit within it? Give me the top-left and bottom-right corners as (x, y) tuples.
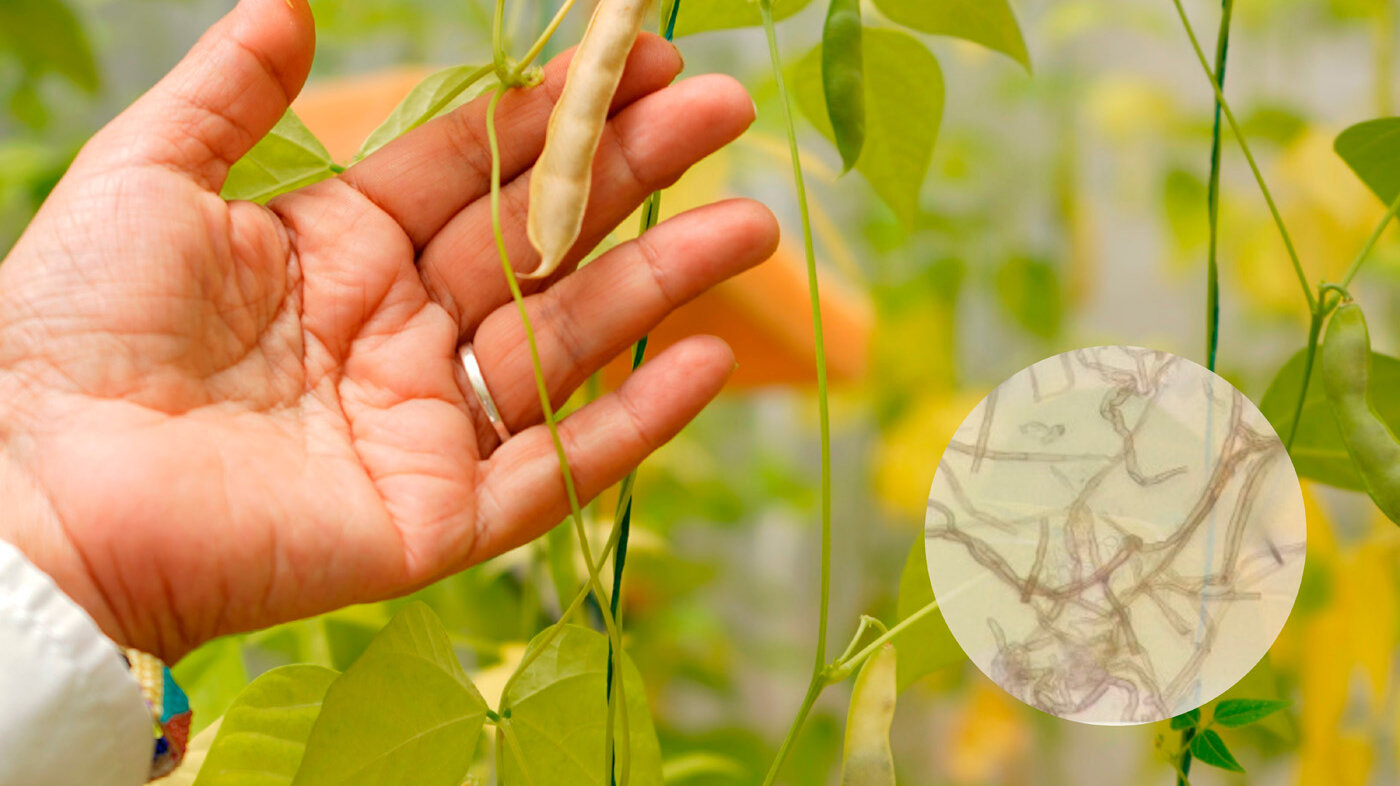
(293, 70), (872, 389)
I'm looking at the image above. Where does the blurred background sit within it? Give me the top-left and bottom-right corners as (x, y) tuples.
(4, 0), (1400, 783)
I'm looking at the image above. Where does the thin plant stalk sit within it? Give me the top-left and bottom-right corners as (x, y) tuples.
(485, 83), (632, 786)
(603, 10), (683, 785)
(755, 0), (834, 781)
(1341, 190), (1400, 288)
(1169, 0), (1314, 313)
(1204, 0), (1234, 372)
(759, 0), (833, 680)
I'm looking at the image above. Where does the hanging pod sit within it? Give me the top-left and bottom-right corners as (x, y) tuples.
(1321, 301), (1400, 525)
(840, 642), (898, 786)
(525, 0), (654, 279)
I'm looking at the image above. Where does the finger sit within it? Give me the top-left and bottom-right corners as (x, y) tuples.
(86, 0), (315, 191)
(343, 33), (683, 248)
(421, 73), (756, 333)
(473, 199), (777, 434)
(471, 336), (735, 562)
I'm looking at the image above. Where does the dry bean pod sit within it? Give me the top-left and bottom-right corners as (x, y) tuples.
(840, 642), (897, 786)
(1322, 302), (1400, 525)
(525, 0), (653, 279)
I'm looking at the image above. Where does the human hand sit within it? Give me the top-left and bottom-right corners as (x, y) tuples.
(0, 0), (777, 661)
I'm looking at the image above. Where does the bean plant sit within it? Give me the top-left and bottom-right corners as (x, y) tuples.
(92, 0), (1400, 784)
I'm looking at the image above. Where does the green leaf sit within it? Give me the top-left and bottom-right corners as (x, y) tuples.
(0, 0), (99, 93)
(870, 0), (1030, 70)
(1336, 117), (1400, 205)
(1169, 708), (1200, 730)
(1214, 656), (1296, 742)
(663, 0), (814, 36)
(193, 665), (338, 786)
(794, 28), (944, 227)
(358, 65), (493, 160)
(893, 538), (962, 692)
(500, 625), (663, 785)
(173, 637), (249, 736)
(1189, 728), (1245, 773)
(1260, 346), (1400, 490)
(293, 603), (489, 786)
(222, 110), (338, 205)
(821, 0), (865, 172)
(994, 255), (1063, 340)
(1212, 698), (1290, 728)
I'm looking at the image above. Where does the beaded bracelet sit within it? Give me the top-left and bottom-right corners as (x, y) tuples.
(122, 649), (193, 780)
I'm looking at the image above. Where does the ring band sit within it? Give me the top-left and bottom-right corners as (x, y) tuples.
(459, 343), (511, 443)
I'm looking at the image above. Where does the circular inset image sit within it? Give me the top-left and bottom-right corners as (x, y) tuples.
(925, 346), (1305, 725)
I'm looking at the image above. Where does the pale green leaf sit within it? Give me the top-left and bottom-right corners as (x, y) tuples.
(193, 665), (338, 786)
(223, 110), (337, 205)
(1169, 708), (1200, 730)
(292, 603), (489, 786)
(501, 625), (663, 785)
(358, 65), (494, 160)
(794, 28), (944, 227)
(1189, 728), (1245, 773)
(1336, 117), (1400, 205)
(1260, 347), (1400, 490)
(1212, 698), (1290, 728)
(893, 538), (962, 692)
(871, 0), (1030, 70)
(1213, 656), (1295, 741)
(173, 637), (249, 735)
(662, 0), (814, 37)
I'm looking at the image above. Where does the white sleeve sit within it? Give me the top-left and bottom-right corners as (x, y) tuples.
(0, 538), (152, 786)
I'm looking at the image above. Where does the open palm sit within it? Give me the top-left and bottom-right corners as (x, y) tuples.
(0, 0), (776, 661)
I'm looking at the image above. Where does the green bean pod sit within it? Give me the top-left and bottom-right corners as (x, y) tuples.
(821, 0), (865, 172)
(840, 642), (897, 786)
(525, 0), (653, 279)
(1322, 302), (1400, 525)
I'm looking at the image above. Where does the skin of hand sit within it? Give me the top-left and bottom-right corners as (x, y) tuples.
(0, 0), (778, 662)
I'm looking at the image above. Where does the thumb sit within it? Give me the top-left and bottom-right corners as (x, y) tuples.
(92, 0), (315, 191)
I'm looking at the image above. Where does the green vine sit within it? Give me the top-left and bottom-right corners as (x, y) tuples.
(756, 0), (835, 779)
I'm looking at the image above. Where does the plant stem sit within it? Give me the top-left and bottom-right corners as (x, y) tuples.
(1169, 0), (1314, 313)
(603, 10), (681, 781)
(760, 0), (833, 686)
(760, 679), (826, 786)
(1341, 190), (1400, 288)
(511, 0), (581, 80)
(485, 85), (631, 786)
(1204, 0), (1234, 372)
(830, 598), (942, 680)
(835, 616), (882, 665)
(755, 3), (834, 781)
(1286, 309), (1325, 450)
(1176, 726), (1195, 786)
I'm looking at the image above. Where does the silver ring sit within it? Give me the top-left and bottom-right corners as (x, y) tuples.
(459, 343), (511, 443)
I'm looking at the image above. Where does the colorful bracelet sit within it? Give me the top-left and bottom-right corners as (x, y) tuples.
(122, 649), (193, 780)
